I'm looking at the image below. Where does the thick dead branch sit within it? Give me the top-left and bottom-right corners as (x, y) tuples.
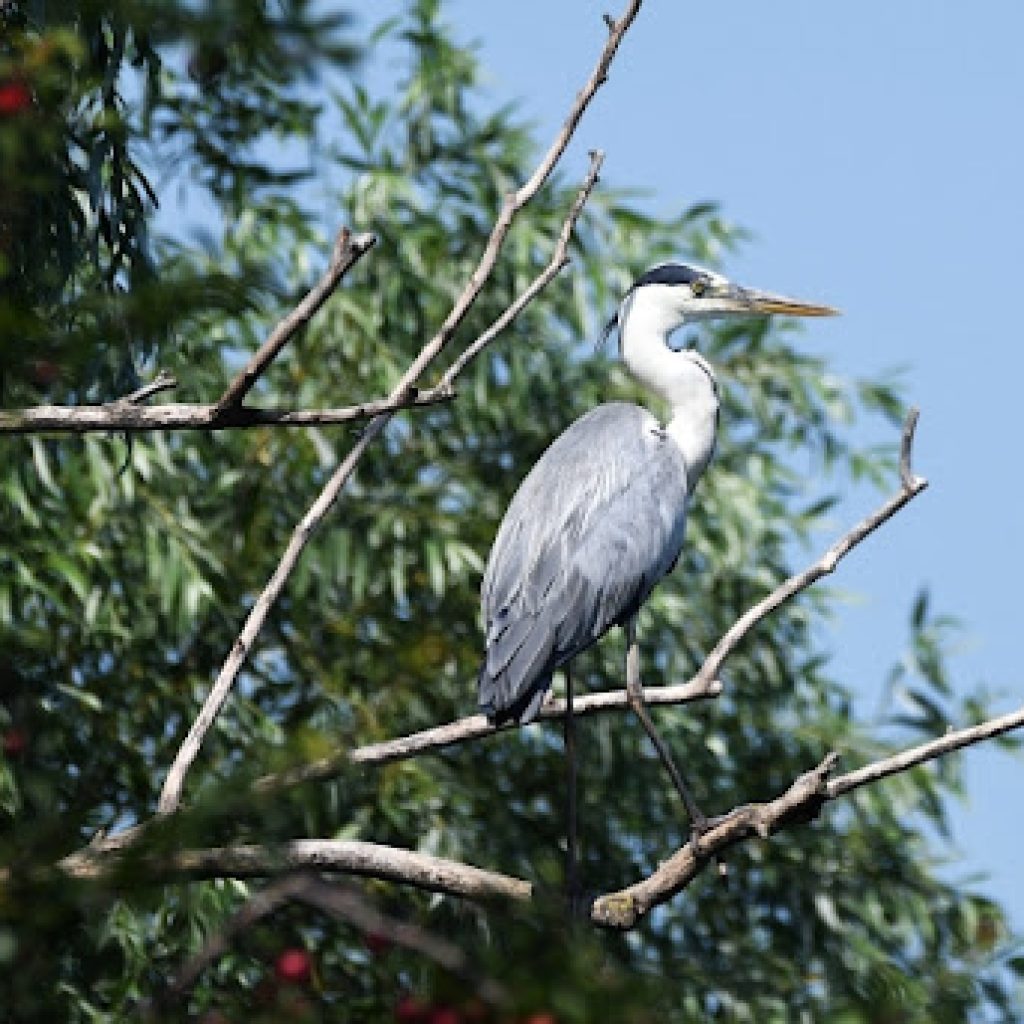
(62, 839), (533, 903)
(58, 702), (1024, 931)
(593, 699), (1024, 928)
(215, 228), (377, 412)
(157, 4), (642, 814)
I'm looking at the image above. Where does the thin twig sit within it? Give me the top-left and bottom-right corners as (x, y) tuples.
(214, 228), (377, 413)
(156, 4), (643, 814)
(439, 150), (605, 387)
(121, 371), (178, 405)
(692, 407), (928, 689)
(900, 405), (922, 490)
(827, 702), (1024, 798)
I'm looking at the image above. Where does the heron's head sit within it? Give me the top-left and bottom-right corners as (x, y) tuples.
(605, 261), (838, 341)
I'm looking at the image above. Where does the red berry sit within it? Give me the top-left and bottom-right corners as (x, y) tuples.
(28, 360), (60, 386)
(522, 1015), (558, 1024)
(273, 947), (313, 985)
(395, 995), (428, 1023)
(427, 1007), (461, 1024)
(364, 930), (392, 956)
(0, 80), (31, 115)
(2, 728), (26, 757)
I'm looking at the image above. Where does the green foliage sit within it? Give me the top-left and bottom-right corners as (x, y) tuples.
(0, 0), (356, 395)
(1, 1), (1021, 1021)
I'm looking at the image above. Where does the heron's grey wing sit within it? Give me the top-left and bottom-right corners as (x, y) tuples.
(479, 403), (690, 723)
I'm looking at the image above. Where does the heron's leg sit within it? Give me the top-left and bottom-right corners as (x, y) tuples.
(624, 619), (709, 838)
(563, 664), (581, 914)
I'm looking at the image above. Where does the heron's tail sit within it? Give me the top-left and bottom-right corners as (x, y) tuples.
(478, 661), (551, 726)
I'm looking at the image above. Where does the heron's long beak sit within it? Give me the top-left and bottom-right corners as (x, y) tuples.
(727, 284), (839, 318)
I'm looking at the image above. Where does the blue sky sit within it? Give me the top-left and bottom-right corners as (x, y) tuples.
(435, 0), (1024, 928)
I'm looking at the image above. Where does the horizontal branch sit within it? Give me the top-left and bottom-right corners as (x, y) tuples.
(61, 839), (532, 904)
(0, 385), (454, 435)
(57, 701), (1024, 930)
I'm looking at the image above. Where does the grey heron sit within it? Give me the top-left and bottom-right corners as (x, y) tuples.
(477, 262), (837, 847)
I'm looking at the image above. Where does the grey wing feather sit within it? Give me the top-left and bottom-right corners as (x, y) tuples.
(478, 403), (691, 723)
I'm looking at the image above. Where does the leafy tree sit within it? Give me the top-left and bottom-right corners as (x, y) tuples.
(1, 1), (1021, 1021)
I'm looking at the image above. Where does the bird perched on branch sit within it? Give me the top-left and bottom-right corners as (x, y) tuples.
(477, 261), (836, 834)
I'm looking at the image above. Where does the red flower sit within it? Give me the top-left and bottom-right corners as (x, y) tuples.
(0, 81), (32, 116)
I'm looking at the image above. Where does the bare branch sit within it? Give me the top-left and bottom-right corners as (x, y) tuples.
(156, 3), (642, 814)
(214, 228), (377, 412)
(900, 405), (922, 490)
(827, 702), (1024, 798)
(122, 370), (178, 404)
(692, 408), (929, 690)
(160, 872), (507, 1008)
(0, 386), (454, 435)
(594, 700), (1024, 928)
(439, 150), (605, 387)
(253, 677), (724, 795)
(60, 700), (1024, 931)
(591, 754), (841, 928)
(157, 416), (389, 814)
(273, 410), (923, 786)
(62, 839), (533, 904)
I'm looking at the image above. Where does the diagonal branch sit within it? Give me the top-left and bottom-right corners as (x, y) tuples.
(288, 409), (926, 779)
(691, 408), (927, 690)
(214, 228), (377, 413)
(438, 149), (605, 388)
(159, 871), (507, 1008)
(593, 703), (1024, 928)
(156, 3), (644, 815)
(253, 677), (723, 795)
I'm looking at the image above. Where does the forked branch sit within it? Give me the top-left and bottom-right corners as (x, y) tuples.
(157, 3), (644, 815)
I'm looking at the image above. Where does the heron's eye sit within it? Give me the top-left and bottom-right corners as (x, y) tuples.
(691, 279), (708, 297)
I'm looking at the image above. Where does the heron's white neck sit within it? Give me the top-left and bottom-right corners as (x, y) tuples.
(619, 293), (718, 480)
